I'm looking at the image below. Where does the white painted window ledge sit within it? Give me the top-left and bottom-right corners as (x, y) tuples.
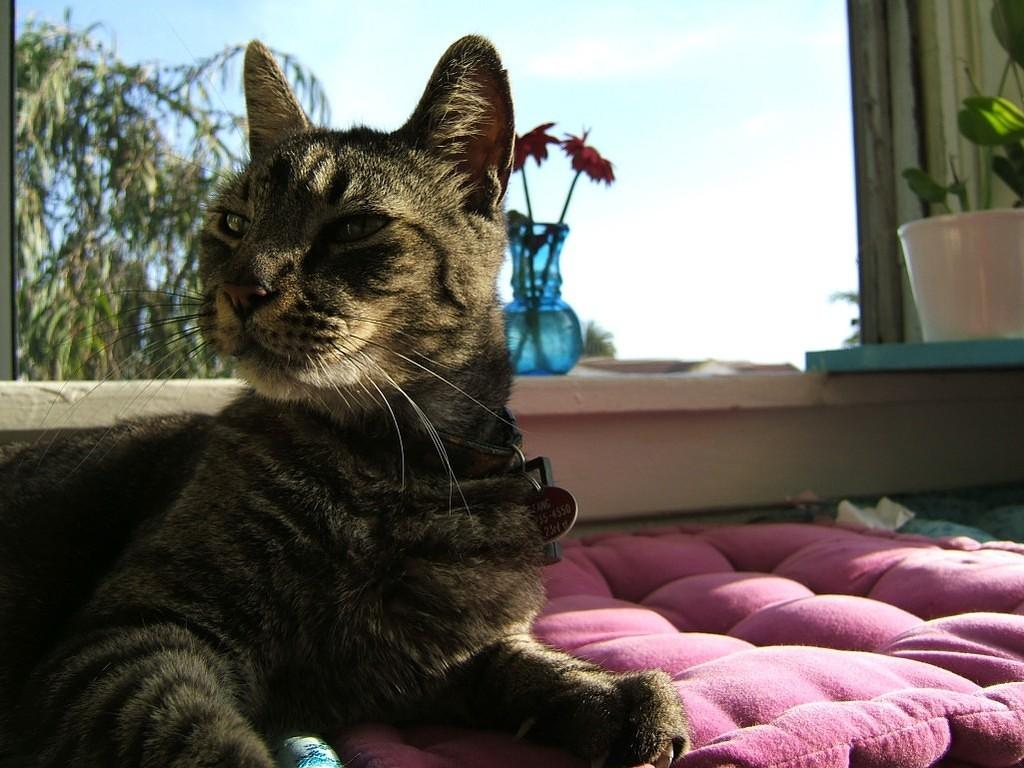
(2, 371), (1023, 522)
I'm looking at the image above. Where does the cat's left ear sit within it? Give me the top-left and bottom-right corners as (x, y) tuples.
(244, 40), (310, 161)
(403, 36), (515, 215)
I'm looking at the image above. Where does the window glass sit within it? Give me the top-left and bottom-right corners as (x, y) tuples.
(14, 0), (857, 378)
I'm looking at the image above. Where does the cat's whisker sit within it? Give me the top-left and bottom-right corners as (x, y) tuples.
(322, 339), (385, 417)
(366, 355), (468, 514)
(318, 349), (399, 462)
(339, 313), (460, 371)
(62, 339), (210, 479)
(77, 300), (205, 319)
(354, 379), (378, 413)
(347, 333), (515, 430)
(114, 311), (213, 334)
(324, 338), (464, 508)
(362, 371), (407, 492)
(114, 288), (206, 302)
(38, 306), (211, 374)
(52, 316), (208, 391)
(134, 322), (210, 355)
(309, 347), (412, 494)
(313, 391), (335, 420)
(32, 305), (214, 394)
(27, 323), (209, 464)
(31, 323), (210, 461)
(89, 341), (211, 469)
(309, 352), (355, 413)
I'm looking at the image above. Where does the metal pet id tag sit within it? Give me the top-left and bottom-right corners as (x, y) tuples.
(524, 456), (578, 563)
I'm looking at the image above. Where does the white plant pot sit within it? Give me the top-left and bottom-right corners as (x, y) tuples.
(897, 209), (1024, 342)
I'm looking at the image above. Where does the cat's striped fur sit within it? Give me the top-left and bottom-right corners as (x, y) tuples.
(0, 36), (689, 767)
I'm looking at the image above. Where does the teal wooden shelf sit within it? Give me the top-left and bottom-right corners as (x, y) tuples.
(805, 339), (1024, 372)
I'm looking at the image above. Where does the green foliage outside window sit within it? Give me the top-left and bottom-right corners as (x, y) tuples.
(15, 13), (328, 379)
(582, 320), (616, 358)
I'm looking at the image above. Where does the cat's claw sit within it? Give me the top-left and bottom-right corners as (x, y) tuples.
(652, 744), (675, 768)
(514, 717), (536, 740)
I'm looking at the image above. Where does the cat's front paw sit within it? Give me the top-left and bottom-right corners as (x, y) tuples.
(603, 670), (689, 768)
(528, 669), (689, 767)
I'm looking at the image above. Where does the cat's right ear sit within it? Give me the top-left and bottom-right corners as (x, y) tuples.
(402, 36), (515, 216)
(244, 41), (310, 161)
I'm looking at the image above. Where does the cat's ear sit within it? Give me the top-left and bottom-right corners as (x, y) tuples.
(403, 36), (515, 215)
(244, 41), (310, 160)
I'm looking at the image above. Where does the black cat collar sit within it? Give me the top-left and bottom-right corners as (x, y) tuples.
(434, 409), (577, 563)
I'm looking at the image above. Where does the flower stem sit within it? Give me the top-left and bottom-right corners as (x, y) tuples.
(526, 233), (538, 300)
(537, 225), (564, 309)
(557, 169), (583, 225)
(521, 167), (535, 223)
(509, 232), (545, 372)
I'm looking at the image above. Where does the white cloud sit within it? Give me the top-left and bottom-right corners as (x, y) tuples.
(523, 29), (729, 81)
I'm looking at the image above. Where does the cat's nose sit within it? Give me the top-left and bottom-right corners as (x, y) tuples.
(222, 282), (271, 319)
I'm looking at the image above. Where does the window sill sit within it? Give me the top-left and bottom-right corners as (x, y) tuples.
(3, 370), (1023, 521)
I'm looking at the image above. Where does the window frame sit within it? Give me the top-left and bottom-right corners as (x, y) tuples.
(0, 2), (924, 379)
(1, 2), (13, 379)
(847, 0), (923, 345)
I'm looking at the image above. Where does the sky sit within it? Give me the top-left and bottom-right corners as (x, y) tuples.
(17, 0), (859, 368)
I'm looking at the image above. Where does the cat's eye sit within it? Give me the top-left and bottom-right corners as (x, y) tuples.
(329, 214), (389, 244)
(220, 212), (250, 237)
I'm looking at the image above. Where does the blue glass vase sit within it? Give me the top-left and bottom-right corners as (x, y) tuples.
(504, 222), (583, 375)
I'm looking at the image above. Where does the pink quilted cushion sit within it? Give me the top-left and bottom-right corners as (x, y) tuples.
(332, 524), (1024, 767)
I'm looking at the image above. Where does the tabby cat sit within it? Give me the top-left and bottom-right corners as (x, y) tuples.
(0, 36), (689, 767)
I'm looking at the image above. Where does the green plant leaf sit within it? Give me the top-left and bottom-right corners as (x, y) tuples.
(993, 0), (1024, 69)
(958, 96), (1024, 145)
(993, 153), (1024, 202)
(1005, 141), (1024, 171)
(902, 168), (950, 203)
(948, 179), (970, 211)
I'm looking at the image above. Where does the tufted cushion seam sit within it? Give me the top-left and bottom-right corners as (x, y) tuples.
(755, 704), (1014, 768)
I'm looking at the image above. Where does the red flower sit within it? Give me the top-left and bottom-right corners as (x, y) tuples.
(561, 131), (615, 185)
(513, 122), (560, 171)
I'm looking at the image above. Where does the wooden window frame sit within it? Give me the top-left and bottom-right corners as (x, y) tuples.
(1, 3), (13, 379)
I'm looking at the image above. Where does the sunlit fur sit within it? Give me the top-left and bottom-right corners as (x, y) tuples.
(199, 132), (508, 429)
(0, 36), (688, 768)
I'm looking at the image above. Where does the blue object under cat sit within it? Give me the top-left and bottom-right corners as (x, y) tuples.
(274, 736), (344, 768)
